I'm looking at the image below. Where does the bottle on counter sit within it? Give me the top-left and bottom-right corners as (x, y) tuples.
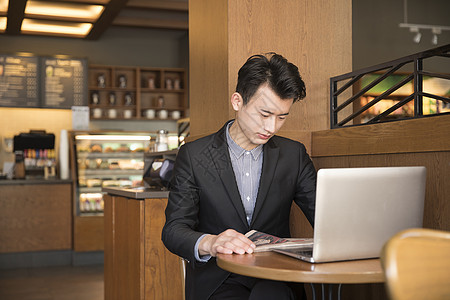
(13, 151), (26, 179)
(156, 129), (169, 152)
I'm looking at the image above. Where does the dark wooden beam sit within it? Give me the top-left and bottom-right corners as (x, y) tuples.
(126, 0), (188, 12)
(86, 0), (129, 40)
(6, 0), (27, 35)
(62, 0), (110, 4)
(113, 16), (188, 30)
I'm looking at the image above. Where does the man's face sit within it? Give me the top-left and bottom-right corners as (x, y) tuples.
(231, 83), (293, 150)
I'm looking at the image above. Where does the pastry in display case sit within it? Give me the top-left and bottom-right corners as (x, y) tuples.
(72, 132), (150, 216)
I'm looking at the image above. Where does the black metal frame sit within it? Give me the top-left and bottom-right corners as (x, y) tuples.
(177, 118), (190, 146)
(330, 44), (450, 129)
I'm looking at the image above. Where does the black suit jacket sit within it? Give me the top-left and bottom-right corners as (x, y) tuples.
(162, 121), (316, 300)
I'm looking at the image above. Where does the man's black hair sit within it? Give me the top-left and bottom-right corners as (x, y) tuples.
(235, 52), (306, 105)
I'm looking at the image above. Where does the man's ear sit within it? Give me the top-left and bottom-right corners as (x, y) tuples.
(230, 92), (243, 111)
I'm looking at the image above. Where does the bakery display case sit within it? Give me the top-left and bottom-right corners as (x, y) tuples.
(69, 131), (150, 251)
(71, 132), (150, 216)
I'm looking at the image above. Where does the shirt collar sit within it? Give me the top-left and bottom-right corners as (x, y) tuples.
(226, 121), (263, 160)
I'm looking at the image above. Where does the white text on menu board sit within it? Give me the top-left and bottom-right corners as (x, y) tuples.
(45, 58), (84, 107)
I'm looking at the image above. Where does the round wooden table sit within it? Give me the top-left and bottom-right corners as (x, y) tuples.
(217, 252), (384, 300)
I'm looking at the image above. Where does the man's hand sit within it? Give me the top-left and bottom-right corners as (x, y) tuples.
(198, 229), (256, 257)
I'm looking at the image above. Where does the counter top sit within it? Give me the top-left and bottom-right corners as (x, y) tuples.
(0, 178), (73, 185)
(102, 186), (170, 199)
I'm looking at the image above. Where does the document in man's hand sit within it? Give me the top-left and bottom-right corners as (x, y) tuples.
(245, 230), (313, 252)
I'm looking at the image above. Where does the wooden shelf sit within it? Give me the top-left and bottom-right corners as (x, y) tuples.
(88, 65), (187, 121)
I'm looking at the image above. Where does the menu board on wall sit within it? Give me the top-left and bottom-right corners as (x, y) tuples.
(41, 57), (88, 108)
(0, 55), (39, 107)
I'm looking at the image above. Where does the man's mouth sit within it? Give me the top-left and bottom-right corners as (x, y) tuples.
(258, 133), (271, 140)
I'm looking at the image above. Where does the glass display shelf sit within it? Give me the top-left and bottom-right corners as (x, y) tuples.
(72, 132), (150, 216)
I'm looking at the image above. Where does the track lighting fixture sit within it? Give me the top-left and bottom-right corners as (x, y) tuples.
(399, 0), (449, 45)
(431, 28), (441, 45)
(409, 27), (421, 43)
(413, 32), (422, 43)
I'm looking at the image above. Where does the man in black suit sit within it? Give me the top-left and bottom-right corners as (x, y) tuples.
(162, 53), (316, 300)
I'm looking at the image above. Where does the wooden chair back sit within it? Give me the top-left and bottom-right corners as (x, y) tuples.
(381, 228), (450, 300)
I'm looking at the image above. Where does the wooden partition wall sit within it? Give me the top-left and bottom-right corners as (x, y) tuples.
(311, 115), (450, 232)
(189, 0), (352, 137)
(289, 114), (450, 300)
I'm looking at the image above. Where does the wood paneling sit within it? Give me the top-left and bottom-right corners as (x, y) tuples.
(290, 116), (450, 300)
(307, 115), (450, 232)
(0, 183), (72, 253)
(104, 195), (142, 300)
(144, 198), (183, 300)
(189, 0), (230, 135)
(104, 195), (183, 300)
(189, 0), (352, 136)
(228, 0), (352, 132)
(312, 115), (450, 157)
(104, 194), (113, 300)
(74, 216), (105, 252)
(117, 196), (141, 300)
(313, 152), (450, 232)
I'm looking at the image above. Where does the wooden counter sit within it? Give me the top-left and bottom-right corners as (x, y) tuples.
(104, 193), (183, 300)
(0, 180), (72, 253)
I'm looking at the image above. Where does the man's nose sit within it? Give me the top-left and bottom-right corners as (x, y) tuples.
(264, 116), (276, 134)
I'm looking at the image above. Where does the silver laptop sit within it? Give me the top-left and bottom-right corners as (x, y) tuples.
(274, 166), (426, 263)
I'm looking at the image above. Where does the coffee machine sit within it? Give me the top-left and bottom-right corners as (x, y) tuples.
(13, 130), (56, 179)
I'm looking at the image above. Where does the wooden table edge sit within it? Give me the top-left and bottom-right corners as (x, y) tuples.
(217, 252), (385, 284)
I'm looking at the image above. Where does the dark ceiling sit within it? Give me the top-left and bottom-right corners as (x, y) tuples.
(2, 0), (188, 40)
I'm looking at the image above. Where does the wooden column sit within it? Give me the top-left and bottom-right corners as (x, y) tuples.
(189, 0), (352, 137)
(104, 195), (183, 300)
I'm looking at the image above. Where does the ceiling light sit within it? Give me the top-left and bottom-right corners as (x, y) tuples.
(400, 23), (450, 45)
(399, 1), (450, 46)
(0, 17), (6, 32)
(431, 34), (438, 45)
(413, 32), (421, 43)
(21, 19), (93, 37)
(75, 135), (151, 141)
(409, 27), (421, 43)
(431, 28), (441, 45)
(432, 28), (442, 35)
(0, 0), (7, 13)
(25, 1), (104, 22)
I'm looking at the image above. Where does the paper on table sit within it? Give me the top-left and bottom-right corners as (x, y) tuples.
(245, 230), (313, 252)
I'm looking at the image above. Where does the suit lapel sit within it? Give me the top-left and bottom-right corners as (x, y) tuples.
(251, 139), (279, 225)
(210, 122), (248, 227)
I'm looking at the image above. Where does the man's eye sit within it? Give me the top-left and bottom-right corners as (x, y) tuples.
(261, 113), (269, 118)
(279, 116), (286, 120)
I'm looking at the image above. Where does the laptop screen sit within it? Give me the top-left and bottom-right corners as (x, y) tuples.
(311, 166), (426, 263)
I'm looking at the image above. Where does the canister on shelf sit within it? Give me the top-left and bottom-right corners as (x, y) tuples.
(157, 95), (165, 108)
(156, 129), (169, 152)
(109, 92), (116, 105)
(148, 77), (155, 89)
